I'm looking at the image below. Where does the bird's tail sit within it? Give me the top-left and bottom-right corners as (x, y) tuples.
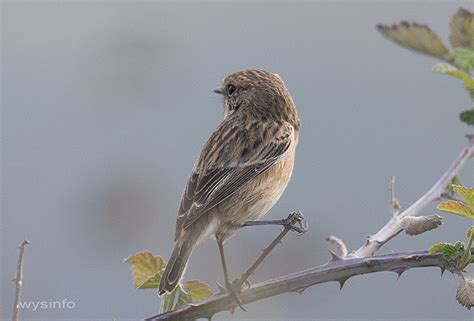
(159, 238), (194, 295)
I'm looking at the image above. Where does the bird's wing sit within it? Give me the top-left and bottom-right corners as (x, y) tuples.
(174, 121), (294, 240)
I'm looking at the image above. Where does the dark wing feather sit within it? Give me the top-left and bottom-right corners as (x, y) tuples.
(174, 122), (293, 240)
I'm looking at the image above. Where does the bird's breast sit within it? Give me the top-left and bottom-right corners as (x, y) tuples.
(216, 145), (296, 227)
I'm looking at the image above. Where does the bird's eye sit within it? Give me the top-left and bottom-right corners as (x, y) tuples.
(227, 84), (236, 95)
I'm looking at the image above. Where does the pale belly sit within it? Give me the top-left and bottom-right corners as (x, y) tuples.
(212, 149), (296, 242)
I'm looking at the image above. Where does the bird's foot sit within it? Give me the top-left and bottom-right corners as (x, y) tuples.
(216, 280), (247, 312)
(283, 211), (308, 235)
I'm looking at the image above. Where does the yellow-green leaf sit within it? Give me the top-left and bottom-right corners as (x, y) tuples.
(183, 280), (214, 302)
(453, 185), (474, 209)
(449, 8), (474, 50)
(377, 21), (449, 59)
(467, 226), (474, 239)
(124, 250), (165, 289)
(429, 243), (449, 254)
(432, 63), (469, 79)
(437, 200), (474, 219)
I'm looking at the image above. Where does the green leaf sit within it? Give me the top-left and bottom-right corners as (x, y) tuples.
(429, 243), (449, 254)
(160, 286), (181, 313)
(174, 286), (192, 309)
(452, 175), (462, 186)
(443, 241), (465, 263)
(124, 251), (165, 289)
(452, 47), (474, 71)
(467, 226), (474, 239)
(460, 108), (474, 125)
(183, 280), (214, 302)
(453, 185), (474, 209)
(449, 8), (474, 50)
(377, 21), (449, 59)
(125, 250), (214, 313)
(432, 63), (469, 80)
(159, 281), (214, 313)
(438, 200), (474, 219)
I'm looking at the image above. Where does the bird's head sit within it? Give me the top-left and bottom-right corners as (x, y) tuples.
(213, 69), (300, 129)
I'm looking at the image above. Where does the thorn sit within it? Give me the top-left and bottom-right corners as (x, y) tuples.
(391, 267), (407, 279)
(337, 277), (349, 290)
(293, 286), (308, 295)
(440, 267), (445, 276)
(328, 249), (342, 263)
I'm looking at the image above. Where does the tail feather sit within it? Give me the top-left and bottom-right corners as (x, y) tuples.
(159, 239), (194, 295)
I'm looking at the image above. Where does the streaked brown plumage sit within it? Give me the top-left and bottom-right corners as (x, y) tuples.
(159, 69), (300, 295)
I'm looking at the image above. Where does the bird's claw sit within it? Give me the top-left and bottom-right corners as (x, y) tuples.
(217, 280), (247, 312)
(284, 211), (308, 235)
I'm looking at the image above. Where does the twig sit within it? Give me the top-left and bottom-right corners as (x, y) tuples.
(146, 249), (473, 321)
(12, 240), (29, 321)
(235, 225), (291, 290)
(389, 176), (399, 216)
(352, 140), (474, 257)
(325, 235), (349, 257)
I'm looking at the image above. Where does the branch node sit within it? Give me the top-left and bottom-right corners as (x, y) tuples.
(328, 249), (343, 263)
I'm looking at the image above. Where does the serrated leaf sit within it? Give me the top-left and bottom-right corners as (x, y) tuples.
(438, 200), (474, 219)
(449, 8), (474, 50)
(124, 251), (165, 289)
(456, 277), (474, 309)
(443, 241), (465, 262)
(183, 280), (214, 302)
(452, 185), (474, 209)
(453, 47), (474, 71)
(429, 243), (449, 254)
(377, 21), (449, 59)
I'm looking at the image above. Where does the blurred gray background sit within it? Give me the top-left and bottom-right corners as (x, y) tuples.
(1, 1), (473, 320)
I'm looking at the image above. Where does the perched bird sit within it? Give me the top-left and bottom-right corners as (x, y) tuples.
(158, 69), (301, 296)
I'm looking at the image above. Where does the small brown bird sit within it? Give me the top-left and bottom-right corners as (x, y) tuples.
(158, 69), (301, 295)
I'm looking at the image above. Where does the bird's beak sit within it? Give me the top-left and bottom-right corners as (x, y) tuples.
(213, 86), (224, 95)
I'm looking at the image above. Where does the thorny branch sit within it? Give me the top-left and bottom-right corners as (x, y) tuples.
(12, 240), (29, 321)
(353, 136), (474, 257)
(147, 249), (474, 321)
(148, 138), (473, 320)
